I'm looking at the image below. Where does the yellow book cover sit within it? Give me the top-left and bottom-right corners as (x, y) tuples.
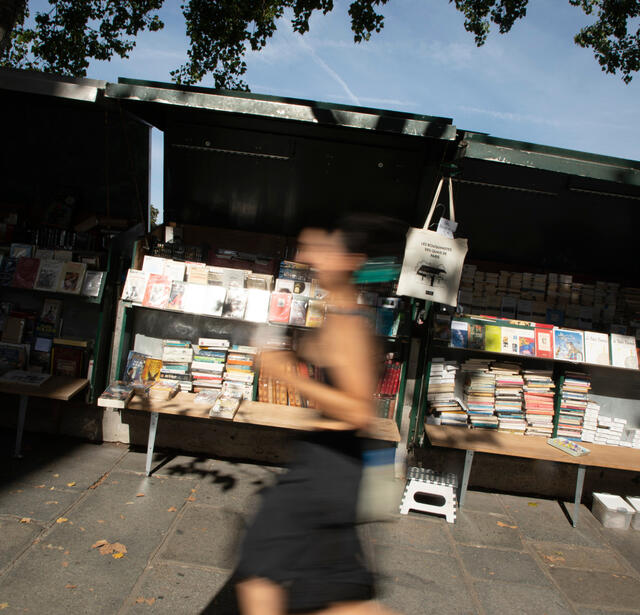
(485, 325), (501, 353)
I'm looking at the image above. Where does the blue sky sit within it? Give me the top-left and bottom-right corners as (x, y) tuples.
(24, 0), (640, 213)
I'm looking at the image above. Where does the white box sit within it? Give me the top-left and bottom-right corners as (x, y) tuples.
(592, 493), (635, 529)
(626, 497), (640, 530)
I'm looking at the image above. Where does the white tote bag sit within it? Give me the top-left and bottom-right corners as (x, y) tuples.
(396, 178), (468, 307)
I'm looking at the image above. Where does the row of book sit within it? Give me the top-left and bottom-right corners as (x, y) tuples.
(459, 264), (639, 335)
(0, 254), (105, 297)
(427, 358), (640, 449)
(123, 266), (405, 337)
(442, 315), (639, 370)
(0, 297), (91, 377)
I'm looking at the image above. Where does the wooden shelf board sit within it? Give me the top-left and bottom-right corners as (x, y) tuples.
(125, 393), (400, 442)
(425, 423), (640, 472)
(0, 376), (89, 401)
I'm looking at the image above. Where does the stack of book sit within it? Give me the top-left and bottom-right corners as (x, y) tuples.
(427, 358), (465, 426)
(580, 400), (600, 443)
(191, 338), (229, 393)
(622, 427), (640, 449)
(160, 340), (193, 392)
(522, 370), (555, 437)
(462, 359), (497, 429)
(556, 372), (590, 440)
(594, 415), (626, 446)
(223, 345), (257, 399)
(374, 357), (402, 420)
(493, 363), (526, 433)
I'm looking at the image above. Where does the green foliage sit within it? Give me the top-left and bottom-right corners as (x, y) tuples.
(0, 0), (638, 88)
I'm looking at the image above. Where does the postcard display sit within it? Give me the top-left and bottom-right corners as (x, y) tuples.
(111, 239), (410, 422)
(426, 263), (640, 449)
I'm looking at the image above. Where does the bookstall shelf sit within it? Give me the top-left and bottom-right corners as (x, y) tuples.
(1, 281), (107, 305)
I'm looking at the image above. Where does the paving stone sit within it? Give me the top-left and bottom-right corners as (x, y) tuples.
(0, 472), (195, 614)
(0, 517), (44, 571)
(373, 545), (476, 615)
(472, 579), (573, 615)
(599, 527), (640, 576)
(532, 542), (625, 572)
(460, 490), (508, 515)
(120, 563), (235, 614)
(368, 514), (453, 554)
(116, 450), (213, 480)
(449, 510), (524, 550)
(577, 609), (640, 615)
(549, 568), (640, 610)
(458, 545), (551, 586)
(159, 505), (246, 570)
(0, 481), (80, 524)
(500, 494), (604, 547)
(193, 460), (279, 515)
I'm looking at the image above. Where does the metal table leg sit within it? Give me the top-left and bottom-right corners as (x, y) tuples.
(14, 395), (28, 458)
(572, 465), (586, 528)
(459, 450), (474, 508)
(145, 411), (159, 477)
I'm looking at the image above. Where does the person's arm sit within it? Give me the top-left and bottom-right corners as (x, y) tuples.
(259, 317), (378, 430)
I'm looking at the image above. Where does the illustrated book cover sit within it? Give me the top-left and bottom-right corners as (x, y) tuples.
(34, 259), (64, 291)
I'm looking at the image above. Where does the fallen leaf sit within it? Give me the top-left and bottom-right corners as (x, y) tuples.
(64, 550), (70, 555)
(543, 554), (566, 564)
(120, 515), (125, 520)
(89, 472), (109, 490)
(35, 484), (45, 489)
(91, 540), (108, 549)
(67, 482), (76, 487)
(65, 584), (77, 590)
(62, 561), (69, 568)
(135, 597), (145, 604)
(496, 521), (518, 529)
(97, 520), (105, 523)
(53, 474), (60, 478)
(136, 493), (145, 497)
(112, 552), (124, 559)
(0, 603), (8, 610)
(45, 501), (59, 505)
(135, 597), (155, 605)
(186, 496), (196, 502)
(146, 598), (155, 605)
(80, 527), (86, 532)
(95, 540), (127, 557)
(20, 518), (32, 524)
(191, 488), (197, 493)
(527, 502), (538, 507)
(167, 506), (177, 513)
(56, 518), (69, 524)
(50, 487), (55, 491)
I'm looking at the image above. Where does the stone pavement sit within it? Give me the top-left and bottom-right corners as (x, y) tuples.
(1, 430), (640, 614)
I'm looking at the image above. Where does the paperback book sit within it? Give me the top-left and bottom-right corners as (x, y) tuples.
(166, 281), (186, 310)
(554, 328), (585, 362)
(584, 331), (610, 366)
(142, 274), (172, 308)
(244, 289), (271, 323)
(58, 262), (86, 294)
(222, 287), (248, 319)
(12, 257), (40, 289)
(81, 271), (105, 298)
(97, 381), (134, 408)
(121, 270), (148, 303)
(34, 260), (64, 291)
(610, 333), (639, 369)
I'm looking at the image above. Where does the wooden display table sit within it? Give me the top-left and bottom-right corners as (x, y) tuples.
(0, 376), (89, 457)
(125, 392), (401, 476)
(425, 424), (640, 527)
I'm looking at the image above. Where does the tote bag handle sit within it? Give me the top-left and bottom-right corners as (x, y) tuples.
(423, 177), (455, 230)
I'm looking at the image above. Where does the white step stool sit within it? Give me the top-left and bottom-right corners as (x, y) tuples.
(399, 467), (457, 523)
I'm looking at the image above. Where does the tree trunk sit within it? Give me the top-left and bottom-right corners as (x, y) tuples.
(0, 0), (27, 55)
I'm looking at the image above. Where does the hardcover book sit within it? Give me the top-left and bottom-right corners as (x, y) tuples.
(289, 296), (309, 326)
(58, 262), (86, 294)
(81, 271), (105, 298)
(142, 255), (166, 275)
(534, 325), (554, 359)
(450, 320), (468, 348)
(584, 331), (610, 366)
(610, 333), (639, 369)
(34, 260), (64, 291)
(167, 281), (186, 310)
(121, 270), (148, 303)
(269, 292), (292, 323)
(244, 289), (271, 323)
(97, 381), (134, 408)
(142, 274), (172, 308)
(554, 328), (585, 362)
(305, 299), (325, 327)
(52, 345), (84, 377)
(222, 287), (248, 319)
(204, 285), (227, 317)
(182, 282), (209, 314)
(38, 298), (63, 337)
(12, 257), (40, 289)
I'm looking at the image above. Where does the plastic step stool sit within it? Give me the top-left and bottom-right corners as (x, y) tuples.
(399, 467), (457, 523)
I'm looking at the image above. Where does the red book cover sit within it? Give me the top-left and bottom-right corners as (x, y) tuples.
(535, 324), (554, 359)
(12, 257), (40, 289)
(52, 346), (84, 377)
(268, 292), (292, 323)
(142, 274), (171, 308)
